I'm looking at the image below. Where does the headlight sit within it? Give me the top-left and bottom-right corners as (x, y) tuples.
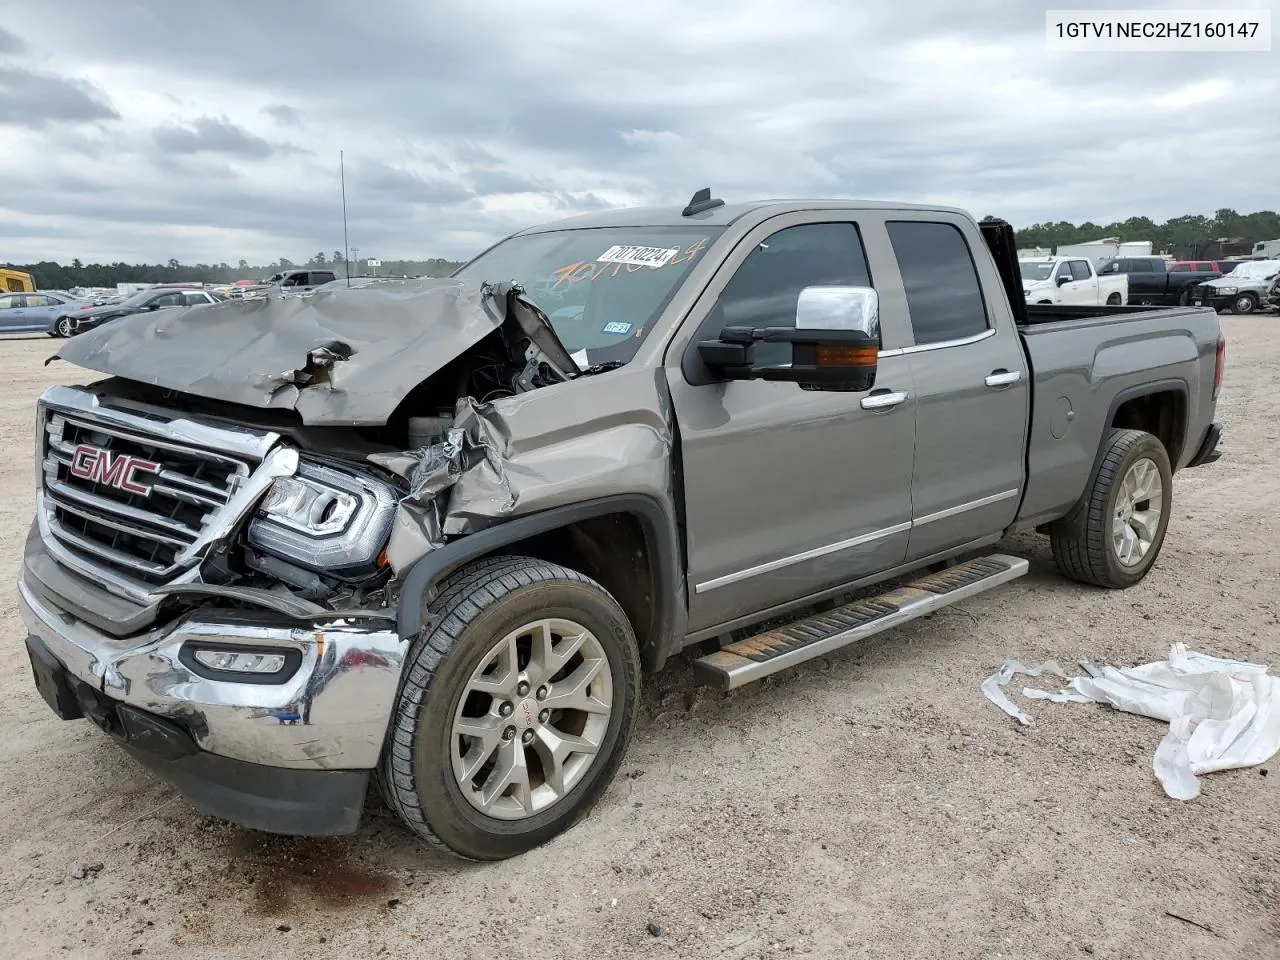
(1215, 286), (1237, 296)
(247, 461), (398, 580)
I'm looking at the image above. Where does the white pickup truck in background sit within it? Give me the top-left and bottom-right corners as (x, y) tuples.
(1020, 256), (1129, 306)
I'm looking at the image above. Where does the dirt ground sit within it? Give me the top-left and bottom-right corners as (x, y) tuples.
(0, 318), (1276, 960)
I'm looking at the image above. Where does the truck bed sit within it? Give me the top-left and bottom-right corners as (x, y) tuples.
(1020, 302), (1176, 325)
(1014, 302), (1221, 530)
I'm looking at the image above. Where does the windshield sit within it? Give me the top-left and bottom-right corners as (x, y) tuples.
(119, 290), (159, 307)
(1019, 261), (1055, 281)
(1225, 259), (1280, 280)
(454, 226), (724, 365)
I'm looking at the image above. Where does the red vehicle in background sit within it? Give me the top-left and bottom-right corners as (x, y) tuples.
(1170, 260), (1250, 274)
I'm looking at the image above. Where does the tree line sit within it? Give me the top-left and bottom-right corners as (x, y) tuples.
(9, 252), (466, 290)
(984, 208), (1280, 257)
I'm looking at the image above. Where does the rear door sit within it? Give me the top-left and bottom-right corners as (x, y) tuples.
(669, 214), (918, 633)
(1067, 259), (1098, 303)
(882, 217), (1029, 562)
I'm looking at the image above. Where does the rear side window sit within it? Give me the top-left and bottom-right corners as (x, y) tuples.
(886, 221), (989, 345)
(1196, 263), (1214, 272)
(1129, 259), (1155, 273)
(1069, 260), (1091, 281)
(714, 222), (873, 364)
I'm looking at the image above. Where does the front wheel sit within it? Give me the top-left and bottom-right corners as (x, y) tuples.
(55, 316), (74, 337)
(380, 556), (641, 860)
(1049, 428), (1172, 588)
(1234, 293), (1259, 315)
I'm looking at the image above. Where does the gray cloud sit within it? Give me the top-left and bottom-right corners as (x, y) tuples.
(264, 103), (301, 126)
(0, 26), (27, 56)
(153, 116), (276, 157)
(0, 66), (118, 127)
(356, 160), (474, 205)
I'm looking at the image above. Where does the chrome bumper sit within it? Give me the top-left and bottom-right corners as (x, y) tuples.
(18, 578), (404, 771)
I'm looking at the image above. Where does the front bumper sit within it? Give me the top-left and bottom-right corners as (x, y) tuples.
(19, 577), (406, 832)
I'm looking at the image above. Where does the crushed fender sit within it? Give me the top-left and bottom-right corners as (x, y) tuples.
(369, 367), (676, 577)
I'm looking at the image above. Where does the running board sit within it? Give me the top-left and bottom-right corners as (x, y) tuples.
(693, 554), (1029, 690)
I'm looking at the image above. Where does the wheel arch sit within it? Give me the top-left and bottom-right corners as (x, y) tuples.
(1105, 379), (1190, 470)
(396, 495), (687, 672)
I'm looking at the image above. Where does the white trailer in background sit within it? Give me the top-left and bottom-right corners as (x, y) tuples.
(1055, 238), (1153, 270)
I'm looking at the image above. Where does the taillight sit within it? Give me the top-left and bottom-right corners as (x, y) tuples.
(1212, 334), (1225, 400)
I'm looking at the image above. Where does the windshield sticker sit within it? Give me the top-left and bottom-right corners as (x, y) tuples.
(549, 239), (711, 290)
(601, 321), (633, 336)
(597, 245), (678, 269)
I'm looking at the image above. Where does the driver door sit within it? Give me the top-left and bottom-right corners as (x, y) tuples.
(668, 216), (917, 633)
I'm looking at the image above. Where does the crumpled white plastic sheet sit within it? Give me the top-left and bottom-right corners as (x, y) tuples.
(982, 644), (1280, 799)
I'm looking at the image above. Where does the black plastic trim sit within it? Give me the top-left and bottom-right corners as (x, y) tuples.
(396, 495), (686, 670)
(1186, 423), (1223, 468)
(177, 641), (304, 685)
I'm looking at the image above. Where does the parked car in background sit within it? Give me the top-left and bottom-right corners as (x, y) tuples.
(1020, 256), (1128, 305)
(1190, 259), (1280, 314)
(0, 291), (93, 337)
(263, 268), (337, 296)
(72, 287), (223, 334)
(1098, 256), (1224, 306)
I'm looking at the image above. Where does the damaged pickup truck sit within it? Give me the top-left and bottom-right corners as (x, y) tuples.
(20, 192), (1226, 860)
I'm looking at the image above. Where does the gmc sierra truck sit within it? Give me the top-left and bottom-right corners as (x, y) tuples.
(20, 192), (1225, 861)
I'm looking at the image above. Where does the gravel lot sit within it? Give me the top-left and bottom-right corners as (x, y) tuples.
(0, 319), (1276, 960)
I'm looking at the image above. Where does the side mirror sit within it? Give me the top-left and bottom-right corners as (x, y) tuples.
(1056, 274), (1072, 286)
(696, 286), (879, 392)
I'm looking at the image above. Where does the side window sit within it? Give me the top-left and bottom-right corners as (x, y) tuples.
(886, 221), (989, 346)
(181, 292), (206, 306)
(0, 295), (19, 309)
(1130, 259), (1154, 273)
(1196, 263), (1213, 272)
(714, 222), (872, 364)
(29, 295), (55, 307)
(1069, 260), (1091, 281)
(154, 293), (182, 307)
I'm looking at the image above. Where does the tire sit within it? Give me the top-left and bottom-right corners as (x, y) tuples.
(380, 555), (641, 860)
(1233, 293), (1258, 315)
(1049, 428), (1173, 589)
(1107, 292), (1123, 306)
(55, 316), (74, 338)
(1177, 287), (1192, 306)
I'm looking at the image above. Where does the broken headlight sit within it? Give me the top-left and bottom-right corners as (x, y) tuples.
(247, 461), (397, 579)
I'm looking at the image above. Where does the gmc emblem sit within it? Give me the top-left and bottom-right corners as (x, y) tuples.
(69, 444), (161, 496)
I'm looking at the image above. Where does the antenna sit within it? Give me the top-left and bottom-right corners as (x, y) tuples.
(340, 150), (351, 287)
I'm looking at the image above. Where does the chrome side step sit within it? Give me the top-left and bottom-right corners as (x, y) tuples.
(693, 554), (1029, 690)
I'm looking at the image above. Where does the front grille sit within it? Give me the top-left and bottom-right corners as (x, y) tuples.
(39, 403), (257, 586)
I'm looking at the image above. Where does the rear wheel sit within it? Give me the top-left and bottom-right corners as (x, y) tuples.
(380, 556), (641, 860)
(1106, 292), (1123, 305)
(1049, 429), (1172, 588)
(1234, 293), (1259, 315)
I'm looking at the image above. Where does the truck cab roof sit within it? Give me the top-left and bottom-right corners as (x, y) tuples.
(512, 198), (974, 235)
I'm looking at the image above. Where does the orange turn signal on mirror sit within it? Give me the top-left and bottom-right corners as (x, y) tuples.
(815, 345), (877, 366)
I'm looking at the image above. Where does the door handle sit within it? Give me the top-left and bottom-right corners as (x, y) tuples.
(985, 370), (1023, 388)
(860, 389), (909, 410)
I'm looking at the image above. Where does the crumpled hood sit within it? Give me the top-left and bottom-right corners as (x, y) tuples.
(53, 278), (512, 426)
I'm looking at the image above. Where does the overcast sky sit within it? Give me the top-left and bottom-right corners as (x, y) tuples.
(2, 1), (1276, 266)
